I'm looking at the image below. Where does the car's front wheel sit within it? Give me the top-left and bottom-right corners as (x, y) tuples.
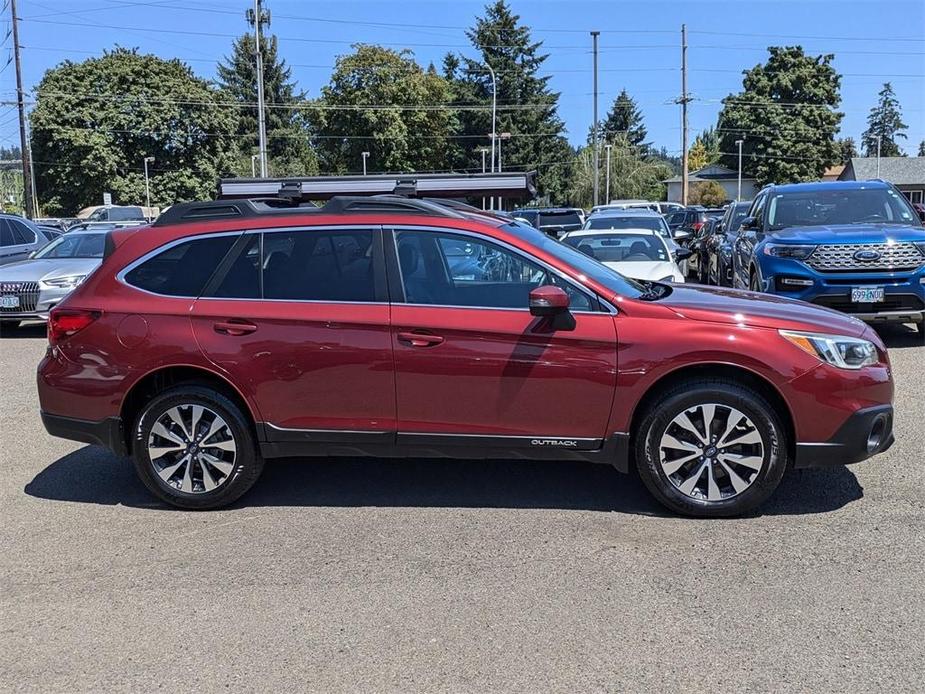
(635, 380), (789, 517)
(132, 385), (264, 510)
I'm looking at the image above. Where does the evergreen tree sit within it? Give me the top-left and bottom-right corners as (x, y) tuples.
(919, 140), (925, 157)
(838, 137), (858, 162)
(716, 46), (843, 185)
(599, 89), (648, 150)
(217, 13), (317, 176)
(861, 82), (908, 157)
(446, 1), (573, 202)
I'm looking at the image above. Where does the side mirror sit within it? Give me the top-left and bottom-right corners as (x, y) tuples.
(674, 247), (693, 261)
(27, 251), (37, 259)
(741, 216), (758, 230)
(672, 229), (691, 241)
(529, 285), (570, 317)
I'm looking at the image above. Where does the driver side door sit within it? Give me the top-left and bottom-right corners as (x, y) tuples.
(387, 226), (618, 447)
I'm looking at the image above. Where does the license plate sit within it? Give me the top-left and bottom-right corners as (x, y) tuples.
(851, 286), (884, 303)
(0, 295), (19, 309)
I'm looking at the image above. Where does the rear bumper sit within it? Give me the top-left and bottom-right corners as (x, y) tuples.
(41, 412), (127, 457)
(794, 404), (894, 468)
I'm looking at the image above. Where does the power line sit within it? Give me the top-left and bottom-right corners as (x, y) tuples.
(689, 29), (925, 43)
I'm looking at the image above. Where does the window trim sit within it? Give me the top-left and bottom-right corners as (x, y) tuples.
(384, 225), (611, 314)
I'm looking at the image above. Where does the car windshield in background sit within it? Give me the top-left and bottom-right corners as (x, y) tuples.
(767, 187), (918, 229)
(564, 233), (669, 263)
(585, 216), (666, 233)
(35, 233), (106, 259)
(502, 223), (646, 299)
(666, 211), (686, 226)
(538, 212), (581, 227)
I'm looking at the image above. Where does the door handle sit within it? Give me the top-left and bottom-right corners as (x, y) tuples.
(397, 331), (444, 347)
(213, 320), (258, 336)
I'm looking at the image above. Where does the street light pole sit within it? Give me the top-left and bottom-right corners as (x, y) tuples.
(497, 133), (511, 211)
(485, 63), (497, 210)
(143, 156), (155, 209)
(478, 147), (488, 210)
(252, 0), (269, 178)
(591, 30), (600, 207)
(251, 154), (259, 177)
(876, 135), (882, 178)
(361, 151), (370, 175)
(604, 143), (612, 204)
(735, 139), (744, 201)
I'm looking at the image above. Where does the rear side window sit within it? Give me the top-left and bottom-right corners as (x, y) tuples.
(263, 229), (375, 302)
(8, 220), (36, 245)
(124, 236), (236, 296)
(0, 220), (13, 247)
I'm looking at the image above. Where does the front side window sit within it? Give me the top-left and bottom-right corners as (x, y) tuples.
(263, 229), (375, 302)
(395, 229), (593, 311)
(124, 235), (236, 296)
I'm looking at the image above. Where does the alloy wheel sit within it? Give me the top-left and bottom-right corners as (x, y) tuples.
(147, 404), (237, 494)
(658, 403), (765, 502)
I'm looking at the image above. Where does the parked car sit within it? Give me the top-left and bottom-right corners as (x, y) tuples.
(37, 225), (64, 240)
(656, 202), (686, 216)
(666, 207), (724, 239)
(0, 214), (57, 267)
(704, 201), (752, 286)
(561, 229), (688, 283)
(912, 202), (925, 222)
(732, 180), (925, 330)
(76, 205), (158, 222)
(39, 195), (895, 517)
(0, 229), (107, 327)
(581, 209), (687, 275)
(65, 220), (148, 234)
(512, 207), (584, 238)
(686, 216), (722, 282)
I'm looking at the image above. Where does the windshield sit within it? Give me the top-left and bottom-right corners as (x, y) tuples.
(564, 233), (669, 263)
(727, 204), (751, 233)
(503, 223), (646, 299)
(35, 233), (106, 259)
(585, 215), (669, 237)
(538, 211), (582, 228)
(767, 187), (918, 229)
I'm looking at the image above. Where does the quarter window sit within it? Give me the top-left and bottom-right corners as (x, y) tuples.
(124, 235), (236, 297)
(395, 229), (593, 311)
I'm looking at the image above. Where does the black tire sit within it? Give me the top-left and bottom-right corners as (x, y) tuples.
(749, 269), (762, 292)
(132, 385), (264, 510)
(634, 379), (789, 517)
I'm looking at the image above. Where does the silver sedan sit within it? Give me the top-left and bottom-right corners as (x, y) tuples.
(0, 230), (106, 326)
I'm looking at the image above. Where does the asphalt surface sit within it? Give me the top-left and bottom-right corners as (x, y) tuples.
(1, 323), (923, 693)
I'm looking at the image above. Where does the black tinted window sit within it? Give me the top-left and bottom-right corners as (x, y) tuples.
(109, 207), (145, 221)
(125, 236), (235, 296)
(263, 229), (375, 302)
(210, 234), (260, 299)
(8, 220), (36, 245)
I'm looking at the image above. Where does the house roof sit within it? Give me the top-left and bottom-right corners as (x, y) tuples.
(822, 165), (845, 179)
(840, 157), (925, 185)
(663, 164), (756, 184)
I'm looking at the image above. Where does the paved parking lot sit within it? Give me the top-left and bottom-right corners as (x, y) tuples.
(1, 323), (923, 692)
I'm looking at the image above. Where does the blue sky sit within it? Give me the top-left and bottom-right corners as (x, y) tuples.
(2, 0), (924, 164)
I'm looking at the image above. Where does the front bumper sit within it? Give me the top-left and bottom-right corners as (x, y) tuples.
(41, 412), (127, 457)
(0, 285), (72, 321)
(794, 404), (894, 468)
(759, 259), (925, 323)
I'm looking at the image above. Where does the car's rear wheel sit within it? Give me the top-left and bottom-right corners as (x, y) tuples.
(635, 380), (788, 517)
(749, 270), (762, 292)
(132, 385), (264, 510)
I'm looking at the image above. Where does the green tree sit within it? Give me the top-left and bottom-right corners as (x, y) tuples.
(446, 0), (574, 202)
(599, 89), (648, 150)
(217, 19), (317, 176)
(312, 44), (457, 174)
(838, 137), (858, 162)
(31, 48), (238, 215)
(689, 180), (728, 206)
(861, 82), (908, 157)
(716, 46), (843, 186)
(569, 134), (671, 208)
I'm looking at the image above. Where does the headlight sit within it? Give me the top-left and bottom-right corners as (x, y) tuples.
(779, 330), (878, 369)
(763, 243), (817, 260)
(43, 275), (86, 289)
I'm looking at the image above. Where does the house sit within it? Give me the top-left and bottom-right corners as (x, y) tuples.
(663, 164), (758, 203)
(839, 157), (925, 204)
(822, 165), (845, 181)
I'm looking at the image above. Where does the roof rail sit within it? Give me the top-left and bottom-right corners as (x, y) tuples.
(152, 195), (466, 227)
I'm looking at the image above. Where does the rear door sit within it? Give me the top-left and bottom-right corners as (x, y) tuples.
(387, 226), (617, 448)
(190, 226), (396, 440)
(0, 219), (34, 265)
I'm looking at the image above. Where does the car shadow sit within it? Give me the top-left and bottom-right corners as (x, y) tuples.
(0, 322), (46, 339)
(873, 323), (924, 349)
(24, 445), (863, 517)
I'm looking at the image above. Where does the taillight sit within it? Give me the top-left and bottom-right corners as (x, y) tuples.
(48, 308), (101, 345)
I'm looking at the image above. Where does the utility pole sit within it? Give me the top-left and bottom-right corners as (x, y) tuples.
(604, 143), (613, 204)
(143, 156), (155, 209)
(876, 135), (882, 178)
(10, 0), (35, 218)
(680, 24), (690, 206)
(591, 31), (600, 207)
(361, 151), (369, 175)
(735, 139), (744, 201)
(251, 154), (259, 177)
(249, 0), (269, 178)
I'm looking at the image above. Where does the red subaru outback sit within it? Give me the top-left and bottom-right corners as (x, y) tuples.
(38, 196), (894, 516)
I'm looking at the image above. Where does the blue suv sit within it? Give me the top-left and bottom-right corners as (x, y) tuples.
(732, 180), (925, 330)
